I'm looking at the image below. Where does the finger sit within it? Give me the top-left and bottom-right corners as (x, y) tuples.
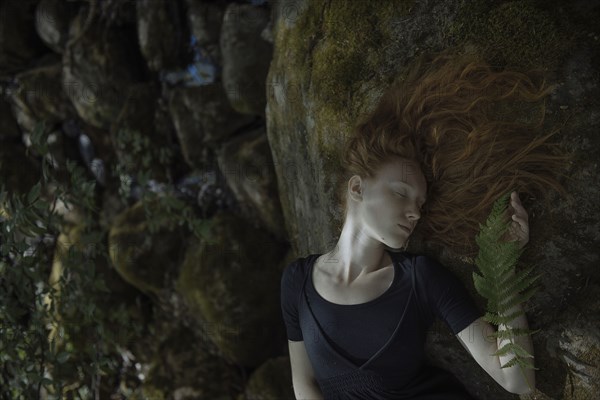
(510, 195), (529, 215)
(510, 204), (529, 222)
(511, 215), (529, 231)
(512, 211), (528, 223)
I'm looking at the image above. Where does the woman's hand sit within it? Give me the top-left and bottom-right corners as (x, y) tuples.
(501, 191), (530, 250)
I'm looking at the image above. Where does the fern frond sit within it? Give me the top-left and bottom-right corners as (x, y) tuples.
(487, 327), (535, 340)
(497, 264), (537, 296)
(472, 273), (497, 303)
(500, 355), (538, 370)
(498, 285), (540, 312)
(493, 342), (533, 358)
(483, 309), (524, 326)
(471, 189), (540, 375)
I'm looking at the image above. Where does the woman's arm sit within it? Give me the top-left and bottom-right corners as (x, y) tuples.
(288, 340), (325, 399)
(456, 312), (535, 394)
(456, 190), (536, 393)
(496, 301), (535, 394)
(293, 380), (325, 400)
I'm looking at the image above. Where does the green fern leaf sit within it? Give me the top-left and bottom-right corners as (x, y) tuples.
(472, 189), (539, 375)
(497, 264), (536, 294)
(493, 342), (532, 358)
(499, 285), (540, 311)
(488, 327), (535, 340)
(500, 354), (538, 370)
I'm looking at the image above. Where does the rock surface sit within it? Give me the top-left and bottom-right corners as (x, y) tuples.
(266, 0), (600, 398)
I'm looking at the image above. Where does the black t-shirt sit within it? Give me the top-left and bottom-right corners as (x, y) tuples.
(280, 249), (482, 399)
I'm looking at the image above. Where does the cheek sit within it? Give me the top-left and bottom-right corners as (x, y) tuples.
(366, 198), (396, 223)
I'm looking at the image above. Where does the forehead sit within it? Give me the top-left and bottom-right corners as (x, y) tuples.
(377, 158), (425, 184)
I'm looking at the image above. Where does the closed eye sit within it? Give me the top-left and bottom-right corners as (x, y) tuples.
(397, 192), (425, 211)
(396, 192), (420, 207)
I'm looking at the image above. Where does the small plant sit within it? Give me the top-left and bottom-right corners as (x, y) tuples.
(1, 121), (137, 399)
(472, 190), (541, 391)
(113, 127), (213, 240)
(0, 119), (214, 398)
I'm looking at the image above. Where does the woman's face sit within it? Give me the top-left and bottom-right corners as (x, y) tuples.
(349, 157), (428, 248)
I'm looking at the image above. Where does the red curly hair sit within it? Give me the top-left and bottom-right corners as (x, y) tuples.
(336, 48), (576, 258)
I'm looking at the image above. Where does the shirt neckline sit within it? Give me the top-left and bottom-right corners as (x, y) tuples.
(308, 249), (399, 308)
(301, 249), (416, 370)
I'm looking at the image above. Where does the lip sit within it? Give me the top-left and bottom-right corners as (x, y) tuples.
(398, 224), (411, 233)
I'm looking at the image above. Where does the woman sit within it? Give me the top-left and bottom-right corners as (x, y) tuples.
(280, 49), (574, 399)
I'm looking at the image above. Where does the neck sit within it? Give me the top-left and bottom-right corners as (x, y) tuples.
(323, 216), (398, 285)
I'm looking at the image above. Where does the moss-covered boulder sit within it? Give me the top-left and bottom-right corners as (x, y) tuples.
(135, 0), (188, 72)
(34, 0), (80, 54)
(243, 356), (295, 400)
(139, 321), (238, 399)
(62, 11), (146, 129)
(220, 3), (273, 116)
(108, 198), (188, 298)
(10, 59), (75, 132)
(176, 210), (288, 368)
(167, 83), (255, 170)
(216, 125), (288, 240)
(266, 0), (599, 398)
(184, 0), (225, 65)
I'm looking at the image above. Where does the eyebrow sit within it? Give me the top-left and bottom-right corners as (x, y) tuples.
(392, 181), (427, 204)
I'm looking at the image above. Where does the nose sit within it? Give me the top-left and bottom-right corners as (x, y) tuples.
(406, 205), (422, 227)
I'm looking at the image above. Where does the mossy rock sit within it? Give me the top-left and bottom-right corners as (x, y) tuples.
(448, 0), (574, 70)
(142, 322), (237, 399)
(244, 356), (295, 400)
(46, 223), (152, 388)
(133, 385), (166, 400)
(108, 198), (187, 297)
(176, 209), (288, 368)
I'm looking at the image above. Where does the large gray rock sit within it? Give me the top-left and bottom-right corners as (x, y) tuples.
(176, 210), (289, 368)
(167, 83), (254, 170)
(216, 125), (288, 240)
(108, 199), (188, 299)
(266, 0), (600, 398)
(8, 59), (75, 135)
(241, 356), (295, 400)
(34, 0), (80, 54)
(184, 0), (226, 65)
(136, 0), (188, 72)
(62, 12), (146, 129)
(220, 3), (273, 116)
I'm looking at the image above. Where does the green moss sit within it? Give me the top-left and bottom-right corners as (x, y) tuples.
(244, 356), (295, 399)
(449, 0), (573, 70)
(273, 0), (413, 157)
(108, 199), (184, 296)
(141, 323), (237, 397)
(176, 210), (288, 367)
(561, 343), (600, 399)
(311, 0), (413, 112)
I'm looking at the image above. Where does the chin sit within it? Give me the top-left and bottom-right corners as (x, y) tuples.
(384, 241), (407, 251)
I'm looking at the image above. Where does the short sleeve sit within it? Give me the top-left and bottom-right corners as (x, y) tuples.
(416, 255), (482, 335)
(280, 259), (303, 341)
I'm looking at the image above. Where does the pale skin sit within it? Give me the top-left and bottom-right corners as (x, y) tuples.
(313, 156), (534, 395)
